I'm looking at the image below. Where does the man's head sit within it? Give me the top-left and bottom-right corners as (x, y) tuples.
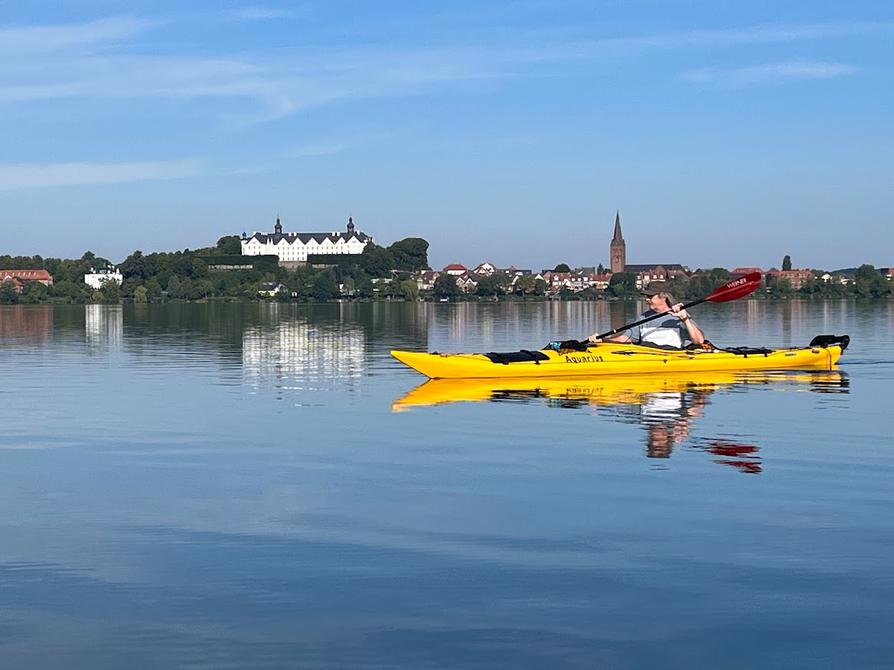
(641, 282), (676, 310)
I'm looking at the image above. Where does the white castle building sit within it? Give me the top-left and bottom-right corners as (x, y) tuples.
(240, 216), (372, 262)
(84, 266), (123, 289)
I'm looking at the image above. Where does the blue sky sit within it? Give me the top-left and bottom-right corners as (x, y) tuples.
(2, 1), (892, 270)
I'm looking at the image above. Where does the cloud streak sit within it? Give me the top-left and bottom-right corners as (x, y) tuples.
(0, 16), (885, 126)
(681, 60), (858, 87)
(0, 16), (153, 55)
(0, 159), (202, 191)
(224, 6), (307, 21)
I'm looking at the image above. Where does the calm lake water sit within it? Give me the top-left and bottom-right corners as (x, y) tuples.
(1, 301), (892, 669)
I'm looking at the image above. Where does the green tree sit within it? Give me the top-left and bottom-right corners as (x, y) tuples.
(553, 263), (571, 272)
(475, 275), (503, 298)
(311, 270), (339, 301)
(133, 285), (149, 303)
(22, 281), (49, 304)
(0, 280), (19, 304)
(121, 251), (146, 281)
(359, 245), (396, 277)
(388, 238), (429, 271)
(145, 277), (163, 302)
(433, 274), (460, 299)
(399, 279), (419, 301)
(216, 235), (242, 255)
(608, 272), (636, 297)
(52, 280), (89, 303)
(782, 255), (792, 271)
(515, 275), (535, 296)
(100, 280), (120, 304)
(533, 278), (547, 295)
(854, 264), (889, 298)
(773, 278), (794, 297)
(166, 275), (182, 299)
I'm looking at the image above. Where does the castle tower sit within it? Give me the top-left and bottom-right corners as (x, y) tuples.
(610, 210), (626, 274)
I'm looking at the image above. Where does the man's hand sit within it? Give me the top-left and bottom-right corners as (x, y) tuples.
(670, 303), (691, 321)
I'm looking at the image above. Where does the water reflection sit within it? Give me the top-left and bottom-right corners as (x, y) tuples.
(0, 305), (53, 345)
(242, 317), (365, 394)
(394, 371), (849, 472)
(85, 304), (122, 350)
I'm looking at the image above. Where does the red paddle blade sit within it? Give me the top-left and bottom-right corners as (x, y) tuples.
(706, 272), (762, 303)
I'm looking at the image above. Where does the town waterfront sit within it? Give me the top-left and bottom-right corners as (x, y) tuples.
(1, 300), (892, 668)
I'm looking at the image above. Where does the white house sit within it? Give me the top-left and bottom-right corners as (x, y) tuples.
(84, 267), (123, 289)
(241, 216), (372, 262)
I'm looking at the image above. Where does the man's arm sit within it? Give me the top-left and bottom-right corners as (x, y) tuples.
(670, 303), (705, 345)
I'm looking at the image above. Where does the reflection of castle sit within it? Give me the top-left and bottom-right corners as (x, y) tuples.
(242, 318), (365, 389)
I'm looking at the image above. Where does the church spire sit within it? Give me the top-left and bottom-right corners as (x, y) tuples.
(610, 210), (626, 274)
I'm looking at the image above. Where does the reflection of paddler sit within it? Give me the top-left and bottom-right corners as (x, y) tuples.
(640, 390), (708, 459)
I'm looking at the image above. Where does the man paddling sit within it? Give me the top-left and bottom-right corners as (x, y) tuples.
(588, 282), (706, 349)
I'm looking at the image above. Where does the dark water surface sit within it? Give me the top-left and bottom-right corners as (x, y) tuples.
(1, 301), (892, 669)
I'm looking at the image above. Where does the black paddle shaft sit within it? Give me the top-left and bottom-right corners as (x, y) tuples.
(592, 296), (707, 341)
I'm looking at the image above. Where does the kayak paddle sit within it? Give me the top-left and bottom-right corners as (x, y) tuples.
(589, 271), (762, 343)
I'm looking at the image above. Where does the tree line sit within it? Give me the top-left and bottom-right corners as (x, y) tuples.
(0, 236), (430, 304)
(1, 241), (889, 304)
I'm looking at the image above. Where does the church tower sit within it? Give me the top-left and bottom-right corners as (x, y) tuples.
(610, 210), (626, 274)
(274, 216), (283, 236)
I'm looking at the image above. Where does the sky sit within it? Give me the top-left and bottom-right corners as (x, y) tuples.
(1, 0), (892, 270)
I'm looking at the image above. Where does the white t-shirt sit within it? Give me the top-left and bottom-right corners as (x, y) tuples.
(627, 310), (690, 348)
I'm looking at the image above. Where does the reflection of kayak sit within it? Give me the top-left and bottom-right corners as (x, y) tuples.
(391, 335), (849, 379)
(392, 370), (848, 410)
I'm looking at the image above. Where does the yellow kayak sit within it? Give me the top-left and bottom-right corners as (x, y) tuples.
(392, 370), (848, 410)
(390, 335), (849, 379)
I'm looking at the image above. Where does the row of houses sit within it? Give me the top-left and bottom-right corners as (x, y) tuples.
(415, 263), (894, 295)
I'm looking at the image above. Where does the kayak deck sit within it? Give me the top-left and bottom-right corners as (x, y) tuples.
(391, 336), (848, 379)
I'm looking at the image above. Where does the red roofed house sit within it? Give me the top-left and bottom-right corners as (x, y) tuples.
(443, 264), (468, 277)
(767, 269), (813, 290)
(731, 267), (763, 278)
(472, 262), (497, 276)
(0, 269), (54, 293)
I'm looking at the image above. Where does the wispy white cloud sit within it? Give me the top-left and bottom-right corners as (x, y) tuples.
(603, 21), (893, 51)
(224, 6), (307, 21)
(681, 60), (858, 87)
(287, 142), (351, 158)
(0, 17), (153, 55)
(0, 159), (202, 191)
(0, 16), (886, 126)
